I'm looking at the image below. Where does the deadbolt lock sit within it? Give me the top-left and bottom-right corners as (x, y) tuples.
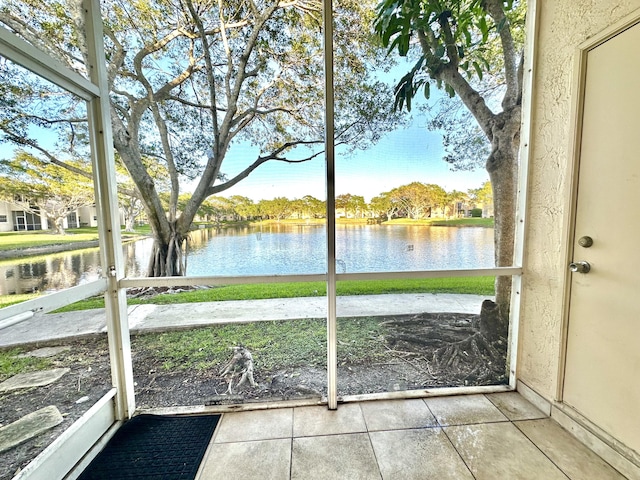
(578, 236), (593, 248)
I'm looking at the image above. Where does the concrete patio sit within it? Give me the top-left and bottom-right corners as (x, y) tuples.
(195, 392), (628, 479)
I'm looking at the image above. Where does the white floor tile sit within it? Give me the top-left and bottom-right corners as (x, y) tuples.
(444, 422), (568, 480)
(425, 394), (508, 426)
(293, 403), (366, 437)
(213, 408), (293, 443)
(292, 433), (381, 480)
(370, 428), (474, 479)
(516, 419), (628, 480)
(485, 392), (547, 421)
(360, 398), (437, 431)
(198, 438), (291, 479)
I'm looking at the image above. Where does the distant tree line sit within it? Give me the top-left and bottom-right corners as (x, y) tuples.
(175, 180), (493, 224)
(0, 154), (491, 230)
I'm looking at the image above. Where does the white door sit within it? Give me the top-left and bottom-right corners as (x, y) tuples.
(563, 21), (640, 454)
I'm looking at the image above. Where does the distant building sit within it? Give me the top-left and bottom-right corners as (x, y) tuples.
(0, 199), (102, 232)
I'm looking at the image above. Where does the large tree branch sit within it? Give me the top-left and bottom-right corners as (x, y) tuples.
(418, 29), (495, 141)
(221, 3), (280, 143)
(205, 139), (324, 196)
(132, 28), (187, 73)
(3, 128), (144, 200)
(104, 26), (128, 90)
(154, 43), (199, 101)
(165, 94), (226, 111)
(483, 0), (520, 109)
(182, 0), (283, 230)
(132, 27), (195, 106)
(218, 0), (234, 104)
(231, 105), (297, 129)
(149, 104), (180, 220)
(1, 130), (92, 179)
(438, 11), (460, 66)
(180, 0), (231, 232)
(129, 31), (199, 224)
(3, 113), (86, 128)
(185, 0), (222, 167)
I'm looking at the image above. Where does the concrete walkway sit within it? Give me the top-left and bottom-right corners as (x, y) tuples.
(0, 293), (489, 348)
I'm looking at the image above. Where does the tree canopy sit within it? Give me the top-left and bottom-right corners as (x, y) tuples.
(0, 0), (400, 275)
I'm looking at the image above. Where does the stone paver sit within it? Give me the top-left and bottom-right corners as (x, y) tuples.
(17, 346), (71, 358)
(0, 368), (70, 393)
(0, 406), (63, 454)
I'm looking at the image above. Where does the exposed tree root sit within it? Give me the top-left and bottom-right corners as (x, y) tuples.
(381, 311), (509, 386)
(432, 333), (507, 385)
(220, 346), (257, 394)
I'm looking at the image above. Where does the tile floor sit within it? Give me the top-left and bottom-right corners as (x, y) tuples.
(195, 392), (629, 479)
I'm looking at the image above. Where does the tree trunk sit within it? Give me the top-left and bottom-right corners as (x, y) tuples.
(485, 106), (520, 330)
(50, 217), (66, 235)
(124, 216), (136, 233)
(146, 222), (188, 276)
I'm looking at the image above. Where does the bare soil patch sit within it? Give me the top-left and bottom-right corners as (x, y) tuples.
(0, 312), (506, 480)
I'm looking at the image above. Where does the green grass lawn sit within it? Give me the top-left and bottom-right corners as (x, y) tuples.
(47, 276), (495, 312)
(0, 348), (52, 381)
(134, 316), (385, 372)
(383, 217), (494, 227)
(0, 293), (40, 308)
(0, 226), (149, 252)
(0, 230), (99, 250)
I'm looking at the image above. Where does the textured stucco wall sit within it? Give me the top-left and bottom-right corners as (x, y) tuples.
(519, 0), (640, 400)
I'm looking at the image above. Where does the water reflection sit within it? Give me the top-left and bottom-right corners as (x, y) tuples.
(0, 225), (494, 295)
(187, 224), (328, 276)
(1, 250), (104, 295)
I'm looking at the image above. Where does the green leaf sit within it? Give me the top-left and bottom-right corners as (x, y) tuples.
(423, 81), (430, 99)
(472, 61), (483, 80)
(387, 35), (404, 55)
(435, 45), (445, 58)
(398, 35), (410, 56)
(478, 16), (489, 42)
(464, 28), (472, 46)
(457, 45), (464, 59)
(445, 83), (455, 98)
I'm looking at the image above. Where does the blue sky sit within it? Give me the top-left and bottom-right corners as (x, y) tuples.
(212, 57), (490, 202)
(213, 113), (489, 202)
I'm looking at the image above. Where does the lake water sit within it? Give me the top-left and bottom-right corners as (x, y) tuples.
(0, 224), (494, 295)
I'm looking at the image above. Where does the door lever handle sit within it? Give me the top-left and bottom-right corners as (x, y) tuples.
(569, 261), (591, 274)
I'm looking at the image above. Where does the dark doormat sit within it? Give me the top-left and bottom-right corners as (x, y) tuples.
(77, 414), (221, 480)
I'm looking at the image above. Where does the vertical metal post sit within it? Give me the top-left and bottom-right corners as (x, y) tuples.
(323, 0), (338, 409)
(508, 0), (539, 390)
(83, 0), (135, 419)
